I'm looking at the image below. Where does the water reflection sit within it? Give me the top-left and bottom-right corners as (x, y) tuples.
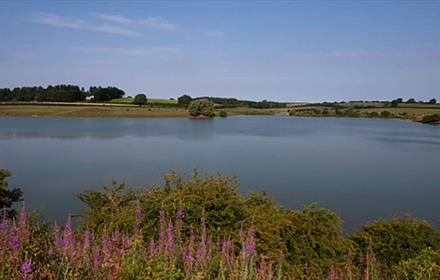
(0, 116), (439, 231)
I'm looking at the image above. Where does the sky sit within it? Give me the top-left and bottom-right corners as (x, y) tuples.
(0, 1), (439, 102)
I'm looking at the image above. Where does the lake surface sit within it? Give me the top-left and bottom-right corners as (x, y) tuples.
(0, 116), (439, 231)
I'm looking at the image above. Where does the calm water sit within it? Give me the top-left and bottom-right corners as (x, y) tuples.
(0, 116), (439, 231)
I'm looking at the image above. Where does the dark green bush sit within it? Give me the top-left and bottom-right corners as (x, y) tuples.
(133, 94), (147, 105)
(380, 110), (392, 118)
(188, 99), (215, 117)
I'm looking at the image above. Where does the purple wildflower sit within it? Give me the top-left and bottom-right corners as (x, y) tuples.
(112, 227), (121, 243)
(197, 216), (207, 263)
(244, 226), (256, 258)
(166, 222), (174, 257)
(20, 253), (32, 279)
(63, 215), (74, 257)
(134, 202), (142, 235)
(102, 234), (111, 261)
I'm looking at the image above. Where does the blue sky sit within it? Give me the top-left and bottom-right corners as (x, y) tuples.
(0, 1), (439, 102)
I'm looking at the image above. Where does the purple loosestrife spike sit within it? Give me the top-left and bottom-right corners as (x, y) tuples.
(63, 215), (74, 257)
(9, 229), (20, 250)
(112, 227), (121, 243)
(20, 253), (32, 279)
(83, 228), (92, 254)
(134, 203), (142, 233)
(102, 234), (111, 261)
(175, 206), (184, 243)
(123, 235), (130, 247)
(92, 247), (101, 271)
(244, 226), (256, 258)
(166, 222), (174, 257)
(19, 203), (27, 223)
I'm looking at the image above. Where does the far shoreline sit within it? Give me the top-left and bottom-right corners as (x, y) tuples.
(1, 103), (439, 124)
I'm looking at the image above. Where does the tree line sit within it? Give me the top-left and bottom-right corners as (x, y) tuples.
(178, 94), (287, 109)
(0, 85), (125, 102)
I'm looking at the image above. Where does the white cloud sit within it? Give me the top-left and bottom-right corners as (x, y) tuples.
(95, 14), (132, 25)
(97, 13), (176, 31)
(78, 46), (183, 59)
(139, 16), (176, 31)
(29, 12), (177, 37)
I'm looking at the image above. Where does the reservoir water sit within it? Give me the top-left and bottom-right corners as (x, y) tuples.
(0, 116), (439, 230)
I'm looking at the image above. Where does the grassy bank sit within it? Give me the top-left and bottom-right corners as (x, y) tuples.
(0, 104), (188, 118)
(0, 103), (276, 118)
(287, 102), (440, 124)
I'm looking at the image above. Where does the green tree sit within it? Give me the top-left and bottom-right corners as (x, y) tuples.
(0, 169), (23, 217)
(188, 99), (215, 117)
(133, 94), (147, 105)
(429, 98), (437, 104)
(390, 99), (399, 107)
(406, 98), (416, 104)
(178, 94), (193, 108)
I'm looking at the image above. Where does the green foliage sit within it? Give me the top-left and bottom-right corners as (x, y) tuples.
(380, 110), (392, 118)
(429, 98), (437, 104)
(0, 169), (23, 217)
(89, 86), (125, 102)
(196, 97), (286, 109)
(177, 94), (193, 108)
(188, 99), (215, 117)
(78, 171), (353, 278)
(421, 114), (440, 124)
(395, 248), (440, 280)
(0, 85), (85, 102)
(0, 85), (125, 102)
(219, 110), (228, 117)
(390, 99), (399, 107)
(350, 216), (440, 267)
(406, 98), (416, 104)
(133, 94), (147, 105)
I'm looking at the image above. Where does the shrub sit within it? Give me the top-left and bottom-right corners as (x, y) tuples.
(350, 216), (440, 267)
(133, 94), (147, 105)
(188, 99), (215, 117)
(78, 171), (353, 278)
(177, 94), (192, 108)
(219, 110), (228, 117)
(421, 114), (440, 124)
(0, 169), (23, 217)
(395, 248), (440, 280)
(380, 110), (392, 118)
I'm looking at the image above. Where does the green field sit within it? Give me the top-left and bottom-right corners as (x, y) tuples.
(110, 97), (178, 105)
